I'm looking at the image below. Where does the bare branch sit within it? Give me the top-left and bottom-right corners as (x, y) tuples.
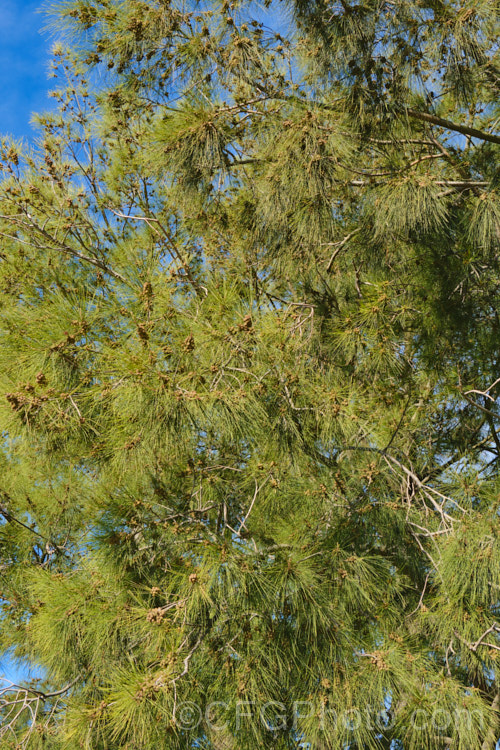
(238, 474), (272, 534)
(325, 230), (361, 272)
(406, 108), (500, 145)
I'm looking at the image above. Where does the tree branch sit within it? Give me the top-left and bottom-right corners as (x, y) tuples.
(481, 692), (500, 750)
(406, 109), (500, 145)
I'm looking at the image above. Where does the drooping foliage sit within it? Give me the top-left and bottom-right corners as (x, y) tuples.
(0, 0), (499, 748)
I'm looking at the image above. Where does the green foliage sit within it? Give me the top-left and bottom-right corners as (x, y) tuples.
(0, 0), (499, 748)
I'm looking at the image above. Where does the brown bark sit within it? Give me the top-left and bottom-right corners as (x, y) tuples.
(406, 109), (500, 145)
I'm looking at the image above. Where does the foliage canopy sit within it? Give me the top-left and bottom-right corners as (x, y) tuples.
(0, 0), (499, 747)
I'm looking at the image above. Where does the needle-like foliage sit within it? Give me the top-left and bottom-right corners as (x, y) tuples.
(0, 0), (499, 748)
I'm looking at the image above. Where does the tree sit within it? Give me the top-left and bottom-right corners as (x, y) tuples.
(0, 0), (499, 747)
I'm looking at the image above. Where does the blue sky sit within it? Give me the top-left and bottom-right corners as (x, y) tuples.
(0, 0), (54, 140)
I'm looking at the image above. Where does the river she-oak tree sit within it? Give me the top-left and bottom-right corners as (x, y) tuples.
(0, 0), (499, 747)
